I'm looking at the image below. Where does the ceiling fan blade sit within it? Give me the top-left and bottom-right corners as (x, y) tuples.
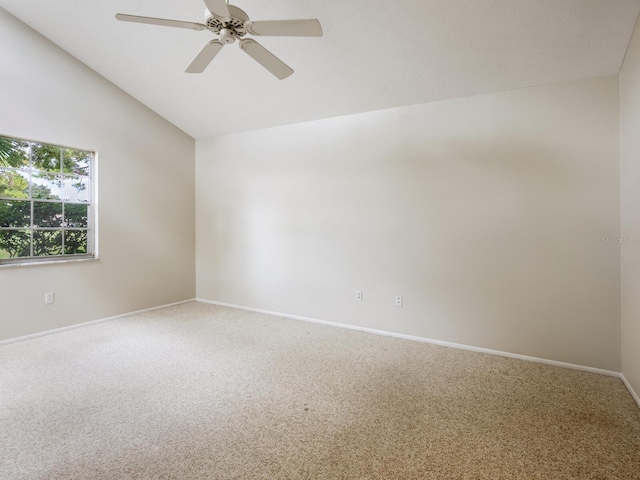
(245, 19), (323, 37)
(203, 0), (230, 18)
(239, 39), (293, 80)
(186, 41), (225, 73)
(115, 13), (207, 31)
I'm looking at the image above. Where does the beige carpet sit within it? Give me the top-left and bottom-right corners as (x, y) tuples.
(0, 302), (639, 479)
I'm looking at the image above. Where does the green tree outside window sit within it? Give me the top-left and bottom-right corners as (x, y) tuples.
(0, 136), (93, 263)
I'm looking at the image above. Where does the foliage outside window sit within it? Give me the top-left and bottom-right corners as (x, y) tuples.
(0, 136), (94, 265)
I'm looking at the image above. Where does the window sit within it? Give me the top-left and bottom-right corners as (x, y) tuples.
(0, 136), (95, 265)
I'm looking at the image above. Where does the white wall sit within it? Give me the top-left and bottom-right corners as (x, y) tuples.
(0, 9), (195, 341)
(621, 16), (640, 398)
(196, 76), (621, 371)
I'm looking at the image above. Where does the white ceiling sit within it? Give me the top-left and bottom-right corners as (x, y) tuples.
(2, 0), (639, 139)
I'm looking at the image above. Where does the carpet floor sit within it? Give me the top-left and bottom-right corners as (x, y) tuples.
(1, 302), (639, 479)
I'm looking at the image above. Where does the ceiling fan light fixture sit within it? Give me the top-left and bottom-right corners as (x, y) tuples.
(219, 28), (236, 44)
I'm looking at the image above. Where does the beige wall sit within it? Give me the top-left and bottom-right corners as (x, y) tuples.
(0, 10), (196, 340)
(621, 16), (640, 398)
(196, 76), (621, 371)
(1, 7), (627, 378)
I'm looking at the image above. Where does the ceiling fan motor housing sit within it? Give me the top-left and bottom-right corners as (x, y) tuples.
(205, 5), (248, 37)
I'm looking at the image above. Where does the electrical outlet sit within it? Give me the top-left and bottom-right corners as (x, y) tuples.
(356, 291), (362, 302)
(44, 292), (55, 305)
(394, 295), (403, 307)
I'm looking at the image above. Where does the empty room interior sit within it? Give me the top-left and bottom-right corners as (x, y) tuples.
(1, 0), (640, 478)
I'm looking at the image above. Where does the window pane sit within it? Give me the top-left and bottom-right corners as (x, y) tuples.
(64, 230), (87, 255)
(64, 203), (88, 228)
(0, 168), (29, 198)
(0, 138), (29, 168)
(32, 143), (61, 173)
(0, 229), (30, 258)
(0, 137), (94, 264)
(31, 172), (62, 200)
(0, 199), (30, 227)
(33, 201), (62, 227)
(62, 149), (90, 176)
(60, 176), (89, 202)
(33, 230), (62, 256)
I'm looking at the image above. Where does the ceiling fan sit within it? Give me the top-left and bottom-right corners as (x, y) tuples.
(115, 0), (322, 80)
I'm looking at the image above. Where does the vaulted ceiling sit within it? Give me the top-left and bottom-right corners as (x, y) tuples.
(2, 0), (639, 139)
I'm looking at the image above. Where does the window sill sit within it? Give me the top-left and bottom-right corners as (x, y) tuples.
(0, 256), (98, 268)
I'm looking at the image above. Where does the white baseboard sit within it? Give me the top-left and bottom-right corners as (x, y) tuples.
(0, 298), (196, 347)
(197, 298), (640, 409)
(620, 374), (640, 410)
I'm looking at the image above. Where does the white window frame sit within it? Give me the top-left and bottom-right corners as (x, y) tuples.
(0, 135), (96, 266)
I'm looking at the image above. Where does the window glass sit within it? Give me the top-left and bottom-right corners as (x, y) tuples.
(0, 136), (94, 264)
(0, 200), (30, 228)
(0, 137), (29, 169)
(0, 168), (29, 198)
